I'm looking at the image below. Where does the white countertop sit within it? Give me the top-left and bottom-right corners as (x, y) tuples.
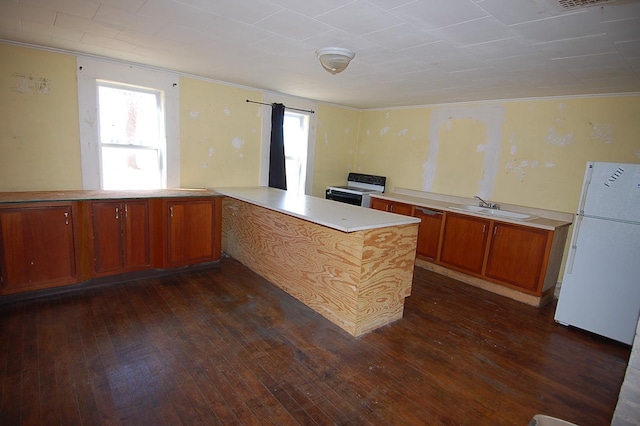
(214, 187), (420, 232)
(372, 188), (573, 231)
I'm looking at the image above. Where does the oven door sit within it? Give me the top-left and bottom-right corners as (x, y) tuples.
(325, 188), (363, 206)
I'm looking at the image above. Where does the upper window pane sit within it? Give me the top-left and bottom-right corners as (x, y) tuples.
(98, 85), (161, 147)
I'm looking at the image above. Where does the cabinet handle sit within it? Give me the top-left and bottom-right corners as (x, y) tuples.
(64, 211), (69, 225)
(482, 224), (486, 233)
(494, 226), (497, 235)
(115, 207), (119, 220)
(170, 206), (174, 218)
(124, 204), (128, 219)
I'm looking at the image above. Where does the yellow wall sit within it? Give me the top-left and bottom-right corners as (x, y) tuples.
(311, 103), (360, 197)
(0, 43), (357, 193)
(0, 44), (81, 191)
(2, 42), (639, 217)
(179, 77), (262, 188)
(357, 108), (430, 191)
(357, 98), (640, 213)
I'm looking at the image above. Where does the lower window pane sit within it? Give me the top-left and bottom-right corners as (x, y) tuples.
(101, 146), (161, 190)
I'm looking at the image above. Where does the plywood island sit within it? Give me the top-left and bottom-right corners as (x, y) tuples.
(215, 187), (420, 337)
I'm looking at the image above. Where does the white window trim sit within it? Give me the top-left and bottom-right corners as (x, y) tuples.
(77, 56), (180, 190)
(260, 93), (317, 195)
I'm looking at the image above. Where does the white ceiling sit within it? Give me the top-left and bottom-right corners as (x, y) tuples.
(1, 0), (640, 108)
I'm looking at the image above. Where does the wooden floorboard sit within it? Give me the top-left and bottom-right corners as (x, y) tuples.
(0, 257), (631, 425)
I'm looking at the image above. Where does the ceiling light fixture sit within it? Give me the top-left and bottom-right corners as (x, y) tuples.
(315, 47), (355, 75)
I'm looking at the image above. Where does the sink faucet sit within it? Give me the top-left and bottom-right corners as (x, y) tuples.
(475, 196), (500, 210)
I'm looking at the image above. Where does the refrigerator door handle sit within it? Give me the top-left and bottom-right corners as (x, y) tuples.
(577, 163), (594, 216)
(565, 215), (583, 274)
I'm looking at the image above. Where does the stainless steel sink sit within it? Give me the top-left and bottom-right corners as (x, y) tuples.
(449, 205), (534, 220)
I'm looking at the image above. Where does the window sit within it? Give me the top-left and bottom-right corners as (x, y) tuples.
(97, 83), (165, 190)
(259, 95), (317, 194)
(77, 57), (179, 190)
(283, 111), (310, 197)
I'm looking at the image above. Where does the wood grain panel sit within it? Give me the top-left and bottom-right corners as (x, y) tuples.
(357, 224), (418, 335)
(222, 197), (418, 336)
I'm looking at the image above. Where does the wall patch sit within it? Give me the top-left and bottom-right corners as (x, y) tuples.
(589, 123), (614, 144)
(423, 104), (505, 197)
(232, 137), (244, 150)
(545, 128), (573, 146)
(11, 73), (50, 95)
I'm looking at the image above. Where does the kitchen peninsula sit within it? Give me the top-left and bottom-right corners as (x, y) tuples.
(216, 187), (420, 337)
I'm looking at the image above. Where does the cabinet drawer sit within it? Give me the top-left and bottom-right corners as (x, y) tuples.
(371, 199), (413, 215)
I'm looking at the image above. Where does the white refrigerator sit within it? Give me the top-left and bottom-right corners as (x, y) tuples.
(555, 161), (640, 345)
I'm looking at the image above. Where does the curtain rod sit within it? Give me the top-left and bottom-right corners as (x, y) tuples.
(246, 99), (315, 114)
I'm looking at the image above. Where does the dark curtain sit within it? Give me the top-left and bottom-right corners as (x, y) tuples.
(268, 103), (287, 190)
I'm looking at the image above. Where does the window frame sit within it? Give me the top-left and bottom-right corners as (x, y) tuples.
(97, 81), (165, 190)
(77, 57), (180, 190)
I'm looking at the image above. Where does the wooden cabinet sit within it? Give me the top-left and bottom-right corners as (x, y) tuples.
(439, 213), (489, 275)
(0, 202), (79, 293)
(371, 198), (413, 215)
(163, 197), (221, 268)
(363, 195), (569, 303)
(0, 193), (223, 296)
(438, 212), (556, 295)
(485, 222), (551, 292)
(413, 207), (443, 260)
(91, 200), (150, 276)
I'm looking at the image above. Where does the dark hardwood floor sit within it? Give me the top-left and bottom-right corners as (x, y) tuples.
(0, 257), (630, 425)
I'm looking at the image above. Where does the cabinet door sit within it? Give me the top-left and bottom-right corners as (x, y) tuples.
(123, 201), (150, 269)
(166, 199), (215, 267)
(0, 204), (78, 292)
(485, 223), (550, 292)
(92, 200), (151, 276)
(439, 213), (489, 275)
(92, 202), (123, 274)
(414, 207), (443, 260)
